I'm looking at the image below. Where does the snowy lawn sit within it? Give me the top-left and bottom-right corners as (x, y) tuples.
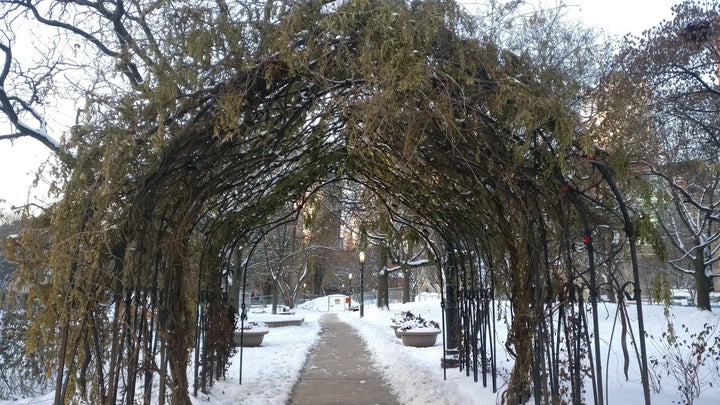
(188, 311), (323, 405)
(340, 300), (720, 405)
(193, 297), (720, 405)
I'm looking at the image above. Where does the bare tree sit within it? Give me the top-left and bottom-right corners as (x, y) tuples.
(645, 161), (720, 310)
(255, 213), (311, 310)
(609, 1), (720, 310)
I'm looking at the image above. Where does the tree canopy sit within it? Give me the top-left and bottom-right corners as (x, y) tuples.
(606, 0), (720, 310)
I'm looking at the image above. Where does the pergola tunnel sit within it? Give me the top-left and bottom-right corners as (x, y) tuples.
(1, 1), (666, 404)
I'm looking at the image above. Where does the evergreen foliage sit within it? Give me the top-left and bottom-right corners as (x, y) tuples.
(0, 310), (53, 400)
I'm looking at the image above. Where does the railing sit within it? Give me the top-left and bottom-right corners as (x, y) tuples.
(243, 287), (418, 311)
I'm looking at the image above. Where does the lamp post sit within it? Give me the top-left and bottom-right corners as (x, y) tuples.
(359, 251), (365, 317)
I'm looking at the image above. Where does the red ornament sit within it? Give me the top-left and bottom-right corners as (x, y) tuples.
(587, 156), (594, 161)
(583, 235), (591, 244)
(562, 184), (569, 192)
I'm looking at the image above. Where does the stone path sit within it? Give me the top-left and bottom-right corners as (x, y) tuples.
(287, 313), (400, 405)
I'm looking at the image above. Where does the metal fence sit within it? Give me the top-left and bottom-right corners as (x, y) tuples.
(242, 287), (411, 311)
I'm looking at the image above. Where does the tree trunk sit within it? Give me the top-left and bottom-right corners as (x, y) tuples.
(377, 245), (390, 309)
(402, 267), (411, 303)
(167, 344), (192, 405)
(160, 240), (193, 405)
(506, 258), (535, 404)
(281, 284), (296, 308)
(378, 271), (389, 309)
(311, 257), (325, 295)
(228, 248), (243, 316)
(504, 204), (537, 404)
(272, 280), (279, 314)
(695, 256), (711, 311)
(158, 339), (167, 405)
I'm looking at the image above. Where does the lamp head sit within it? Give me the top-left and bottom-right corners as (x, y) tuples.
(359, 251), (366, 264)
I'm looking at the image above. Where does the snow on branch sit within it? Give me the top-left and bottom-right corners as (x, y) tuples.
(643, 161), (720, 222)
(408, 258), (430, 266)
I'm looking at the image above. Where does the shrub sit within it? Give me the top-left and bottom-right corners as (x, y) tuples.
(391, 311), (440, 331)
(648, 314), (720, 405)
(0, 310), (52, 400)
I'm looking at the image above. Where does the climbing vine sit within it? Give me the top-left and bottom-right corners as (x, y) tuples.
(2, 1), (655, 404)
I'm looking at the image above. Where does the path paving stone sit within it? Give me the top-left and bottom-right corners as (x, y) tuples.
(287, 313), (400, 405)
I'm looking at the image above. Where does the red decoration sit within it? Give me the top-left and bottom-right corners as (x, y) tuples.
(562, 184), (569, 192)
(583, 235), (591, 244)
(587, 156), (594, 161)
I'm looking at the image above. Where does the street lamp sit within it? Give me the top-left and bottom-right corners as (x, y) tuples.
(359, 251), (365, 317)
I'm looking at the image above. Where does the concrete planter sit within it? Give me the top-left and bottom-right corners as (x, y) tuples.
(400, 328), (441, 347)
(234, 328), (269, 347)
(391, 324), (403, 338)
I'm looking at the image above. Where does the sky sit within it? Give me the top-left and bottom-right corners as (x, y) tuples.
(0, 0), (684, 214)
(2, 295), (718, 404)
(560, 0), (681, 35)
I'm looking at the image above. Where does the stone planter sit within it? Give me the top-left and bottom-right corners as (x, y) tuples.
(391, 324), (403, 338)
(400, 328), (441, 347)
(234, 328), (269, 347)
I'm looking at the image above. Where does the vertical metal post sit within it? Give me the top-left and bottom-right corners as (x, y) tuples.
(444, 244), (458, 350)
(565, 186), (604, 405)
(594, 162), (651, 405)
(359, 251), (365, 318)
(239, 231), (265, 385)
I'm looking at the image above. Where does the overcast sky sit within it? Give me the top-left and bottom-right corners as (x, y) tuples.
(0, 0), (683, 213)
(564, 0), (680, 35)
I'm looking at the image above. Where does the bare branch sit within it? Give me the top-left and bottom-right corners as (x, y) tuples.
(19, 0), (119, 58)
(13, 0), (143, 86)
(0, 42), (10, 84)
(668, 63), (720, 98)
(641, 161), (720, 223)
(0, 43), (61, 152)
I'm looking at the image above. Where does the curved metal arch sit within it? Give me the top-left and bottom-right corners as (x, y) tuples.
(559, 156), (651, 405)
(590, 159), (651, 405)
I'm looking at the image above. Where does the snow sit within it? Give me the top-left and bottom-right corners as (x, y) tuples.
(190, 312), (322, 405)
(1, 296), (719, 405)
(15, 116), (60, 151)
(297, 293), (354, 312)
(407, 258), (430, 266)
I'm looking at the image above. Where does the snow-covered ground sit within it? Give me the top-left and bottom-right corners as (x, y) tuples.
(2, 296), (719, 405)
(338, 299), (720, 405)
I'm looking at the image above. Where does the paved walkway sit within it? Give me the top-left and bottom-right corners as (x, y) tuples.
(287, 314), (400, 405)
